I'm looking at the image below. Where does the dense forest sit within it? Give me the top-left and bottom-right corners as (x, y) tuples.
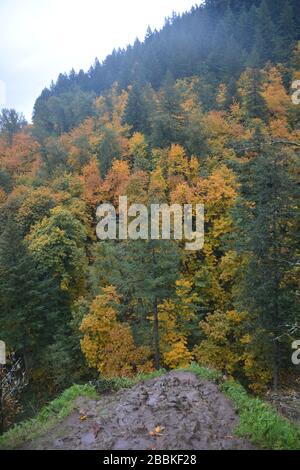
(0, 0), (299, 430)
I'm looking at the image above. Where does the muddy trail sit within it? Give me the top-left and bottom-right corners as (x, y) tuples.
(22, 371), (255, 450)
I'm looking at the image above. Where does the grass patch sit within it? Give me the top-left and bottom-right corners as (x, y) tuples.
(187, 362), (300, 450)
(0, 384), (97, 450)
(221, 380), (300, 450)
(94, 369), (166, 393)
(186, 362), (223, 383)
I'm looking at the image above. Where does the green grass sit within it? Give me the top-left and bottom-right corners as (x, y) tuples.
(1, 363), (300, 450)
(221, 380), (300, 450)
(94, 369), (166, 393)
(186, 362), (223, 383)
(186, 362), (300, 450)
(0, 384), (97, 450)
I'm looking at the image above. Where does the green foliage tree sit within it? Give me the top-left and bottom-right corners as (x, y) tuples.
(123, 82), (150, 134)
(251, 0), (276, 65)
(151, 73), (184, 148)
(33, 87), (95, 136)
(26, 207), (88, 295)
(91, 238), (180, 369)
(0, 109), (27, 145)
(0, 220), (64, 372)
(238, 68), (269, 122)
(233, 130), (300, 390)
(97, 126), (122, 176)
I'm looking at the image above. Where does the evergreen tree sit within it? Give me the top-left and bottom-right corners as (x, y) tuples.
(91, 238), (180, 369)
(0, 220), (65, 372)
(97, 126), (122, 176)
(151, 72), (184, 148)
(233, 130), (300, 390)
(239, 68), (269, 122)
(123, 82), (150, 134)
(276, 0), (297, 63)
(236, 4), (257, 53)
(0, 109), (27, 145)
(251, 0), (276, 65)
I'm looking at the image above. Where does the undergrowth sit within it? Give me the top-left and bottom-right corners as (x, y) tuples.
(1, 364), (299, 450)
(187, 362), (300, 450)
(0, 384), (97, 450)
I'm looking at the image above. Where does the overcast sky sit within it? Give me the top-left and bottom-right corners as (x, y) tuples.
(0, 0), (199, 121)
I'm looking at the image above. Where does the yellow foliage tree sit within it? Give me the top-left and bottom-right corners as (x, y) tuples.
(148, 166), (167, 202)
(167, 144), (189, 188)
(0, 187), (6, 204)
(128, 132), (149, 170)
(216, 83), (228, 109)
(193, 309), (272, 394)
(158, 280), (197, 369)
(262, 66), (290, 118)
(80, 286), (153, 377)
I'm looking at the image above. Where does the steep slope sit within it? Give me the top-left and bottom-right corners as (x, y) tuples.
(1, 367), (299, 450)
(33, 0), (300, 135)
(21, 371), (254, 450)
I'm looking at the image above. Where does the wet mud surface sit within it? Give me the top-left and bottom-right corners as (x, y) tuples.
(23, 371), (255, 450)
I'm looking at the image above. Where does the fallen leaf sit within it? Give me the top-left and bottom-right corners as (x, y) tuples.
(155, 426), (164, 433)
(149, 425), (164, 437)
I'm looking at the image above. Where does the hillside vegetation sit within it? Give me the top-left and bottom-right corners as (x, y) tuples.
(0, 0), (299, 435)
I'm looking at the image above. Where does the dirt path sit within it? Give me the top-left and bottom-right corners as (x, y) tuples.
(23, 371), (255, 450)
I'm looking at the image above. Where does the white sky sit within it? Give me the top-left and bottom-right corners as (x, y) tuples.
(0, 0), (199, 121)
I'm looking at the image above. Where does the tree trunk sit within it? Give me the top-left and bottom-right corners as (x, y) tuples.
(153, 298), (160, 370)
(273, 340), (280, 392)
(0, 364), (4, 434)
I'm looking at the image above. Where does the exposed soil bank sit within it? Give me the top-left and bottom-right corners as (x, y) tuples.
(22, 371), (255, 450)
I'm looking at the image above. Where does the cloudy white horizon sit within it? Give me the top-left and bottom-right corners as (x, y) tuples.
(0, 0), (199, 121)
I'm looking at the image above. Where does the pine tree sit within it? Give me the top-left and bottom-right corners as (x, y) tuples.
(251, 0), (276, 65)
(123, 82), (150, 134)
(275, 0), (297, 63)
(233, 129), (300, 390)
(236, 4), (257, 53)
(151, 72), (184, 148)
(0, 220), (64, 372)
(238, 68), (269, 122)
(91, 238), (180, 369)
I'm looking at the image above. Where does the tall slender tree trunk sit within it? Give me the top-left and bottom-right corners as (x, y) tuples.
(153, 298), (160, 370)
(23, 350), (31, 374)
(273, 340), (279, 392)
(272, 281), (280, 392)
(271, 183), (280, 392)
(0, 364), (4, 434)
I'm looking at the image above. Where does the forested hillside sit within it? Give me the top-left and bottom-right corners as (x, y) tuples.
(0, 0), (299, 431)
(33, 0), (300, 136)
